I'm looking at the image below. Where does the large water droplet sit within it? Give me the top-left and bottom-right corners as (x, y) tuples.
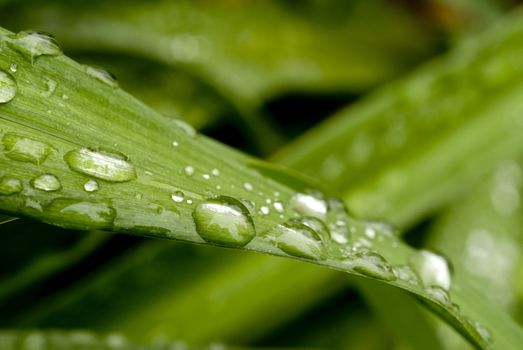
(290, 192), (328, 219)
(193, 196), (255, 247)
(64, 148), (136, 182)
(0, 176), (23, 195)
(409, 250), (452, 290)
(2, 133), (51, 164)
(0, 70), (16, 103)
(46, 198), (116, 230)
(267, 218), (326, 260)
(31, 174), (61, 192)
(349, 250), (396, 281)
(6, 31), (62, 62)
(86, 66), (118, 88)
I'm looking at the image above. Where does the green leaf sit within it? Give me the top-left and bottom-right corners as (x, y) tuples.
(0, 26), (521, 349)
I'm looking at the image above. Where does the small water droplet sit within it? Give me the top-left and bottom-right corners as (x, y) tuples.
(184, 166), (195, 176)
(290, 192), (327, 219)
(41, 79), (57, 97)
(172, 141), (179, 147)
(0, 176), (23, 195)
(0, 70), (17, 103)
(244, 182), (253, 191)
(31, 173), (61, 192)
(202, 173), (211, 180)
(349, 250), (396, 281)
(83, 179), (99, 192)
(467, 319), (493, 346)
(394, 265), (420, 285)
(6, 31), (62, 63)
(259, 205), (270, 215)
(46, 198), (116, 230)
(273, 200), (284, 213)
(86, 66), (118, 87)
(193, 196), (255, 247)
(9, 64), (17, 73)
(267, 218), (326, 260)
(64, 148), (136, 182)
(171, 191), (184, 203)
(425, 285), (451, 305)
(174, 119), (196, 137)
(186, 199), (193, 204)
(409, 250), (452, 290)
(365, 227), (376, 239)
(211, 168), (220, 176)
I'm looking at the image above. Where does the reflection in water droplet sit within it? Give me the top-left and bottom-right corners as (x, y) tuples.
(86, 66), (118, 87)
(0, 70), (17, 103)
(31, 174), (61, 192)
(46, 198), (116, 230)
(267, 217), (326, 260)
(6, 31), (62, 62)
(171, 191), (184, 203)
(83, 179), (99, 192)
(409, 250), (452, 290)
(193, 196), (255, 247)
(290, 192), (327, 219)
(349, 250), (396, 281)
(64, 148), (136, 182)
(0, 176), (23, 195)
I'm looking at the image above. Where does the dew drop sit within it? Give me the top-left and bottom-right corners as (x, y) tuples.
(171, 191), (184, 203)
(202, 173), (211, 180)
(425, 286), (451, 305)
(41, 79), (57, 97)
(211, 168), (220, 176)
(290, 192), (327, 219)
(184, 166), (195, 176)
(409, 250), (452, 290)
(31, 173), (61, 192)
(9, 64), (17, 73)
(259, 205), (270, 215)
(0, 176), (23, 195)
(0, 70), (16, 103)
(267, 218), (326, 260)
(86, 66), (118, 87)
(244, 182), (253, 191)
(172, 141), (179, 147)
(83, 179), (99, 192)
(394, 265), (420, 285)
(174, 119), (196, 137)
(6, 31), (62, 62)
(468, 319), (493, 346)
(46, 198), (116, 230)
(273, 200), (284, 213)
(64, 148), (136, 182)
(349, 250), (397, 281)
(193, 196), (255, 247)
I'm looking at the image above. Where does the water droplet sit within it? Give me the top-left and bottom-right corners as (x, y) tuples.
(426, 286), (451, 305)
(184, 166), (195, 176)
(31, 173), (61, 192)
(211, 168), (220, 176)
(46, 198), (116, 230)
(202, 173), (211, 180)
(409, 250), (452, 290)
(267, 218), (326, 260)
(290, 192), (327, 219)
(9, 64), (17, 73)
(41, 79), (57, 97)
(64, 148), (136, 182)
(244, 182), (253, 191)
(193, 196), (255, 247)
(365, 227), (376, 239)
(467, 319), (493, 346)
(171, 191), (184, 203)
(349, 250), (397, 281)
(186, 199), (193, 204)
(172, 141), (179, 147)
(256, 205), (269, 216)
(0, 176), (23, 195)
(6, 31), (62, 62)
(394, 265), (420, 285)
(86, 66), (118, 87)
(174, 119), (196, 137)
(0, 70), (17, 103)
(83, 179), (99, 192)
(273, 200), (284, 213)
